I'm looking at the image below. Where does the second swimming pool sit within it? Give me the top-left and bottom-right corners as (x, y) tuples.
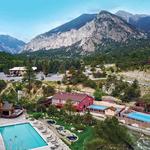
(127, 112), (150, 123)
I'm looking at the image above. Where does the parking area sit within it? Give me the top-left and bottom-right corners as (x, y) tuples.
(0, 72), (64, 82)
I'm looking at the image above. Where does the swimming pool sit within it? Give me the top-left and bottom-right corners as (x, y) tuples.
(0, 123), (48, 150)
(127, 112), (150, 123)
(88, 104), (108, 110)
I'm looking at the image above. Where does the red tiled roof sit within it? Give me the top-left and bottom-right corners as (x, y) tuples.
(53, 92), (89, 102)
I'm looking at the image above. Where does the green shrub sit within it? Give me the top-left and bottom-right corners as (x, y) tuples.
(13, 82), (23, 91)
(83, 79), (96, 89)
(74, 124), (85, 131)
(32, 112), (44, 119)
(1, 89), (17, 103)
(93, 88), (102, 101)
(0, 80), (7, 92)
(65, 86), (72, 92)
(34, 80), (42, 88)
(42, 85), (55, 97)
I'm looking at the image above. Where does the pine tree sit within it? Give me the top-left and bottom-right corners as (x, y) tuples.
(23, 57), (36, 95)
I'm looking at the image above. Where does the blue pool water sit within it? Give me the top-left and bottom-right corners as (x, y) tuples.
(0, 123), (48, 150)
(88, 105), (108, 110)
(127, 112), (150, 123)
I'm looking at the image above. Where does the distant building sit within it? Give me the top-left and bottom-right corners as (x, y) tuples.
(51, 92), (94, 111)
(132, 100), (150, 113)
(104, 64), (116, 69)
(9, 67), (37, 76)
(88, 100), (125, 116)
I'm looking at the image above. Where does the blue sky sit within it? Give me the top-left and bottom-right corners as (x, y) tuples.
(0, 0), (150, 42)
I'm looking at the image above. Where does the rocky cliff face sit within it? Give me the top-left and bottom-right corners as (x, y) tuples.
(24, 11), (146, 52)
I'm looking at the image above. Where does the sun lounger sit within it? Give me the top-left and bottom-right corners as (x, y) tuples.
(41, 128), (47, 133)
(49, 144), (56, 149)
(51, 137), (57, 143)
(37, 125), (44, 130)
(47, 136), (53, 139)
(33, 120), (38, 124)
(47, 135), (54, 142)
(36, 123), (44, 129)
(51, 141), (58, 145)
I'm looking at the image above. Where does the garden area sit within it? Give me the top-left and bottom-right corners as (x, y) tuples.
(28, 104), (96, 150)
(28, 101), (136, 150)
(49, 117), (94, 150)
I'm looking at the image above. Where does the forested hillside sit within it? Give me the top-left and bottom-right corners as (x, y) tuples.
(0, 38), (150, 73)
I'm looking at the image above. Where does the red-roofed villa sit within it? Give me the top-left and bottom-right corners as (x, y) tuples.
(51, 92), (94, 111)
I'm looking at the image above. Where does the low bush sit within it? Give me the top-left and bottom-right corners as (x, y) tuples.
(74, 124), (85, 131)
(0, 80), (7, 92)
(32, 112), (44, 119)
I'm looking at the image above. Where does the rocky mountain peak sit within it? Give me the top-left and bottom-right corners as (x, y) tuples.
(23, 11), (146, 53)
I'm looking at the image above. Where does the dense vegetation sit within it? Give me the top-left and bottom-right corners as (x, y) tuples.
(85, 117), (133, 150)
(0, 80), (7, 92)
(62, 69), (97, 89)
(0, 39), (150, 74)
(28, 100), (133, 150)
(105, 75), (141, 102)
(142, 94), (150, 112)
(84, 39), (150, 70)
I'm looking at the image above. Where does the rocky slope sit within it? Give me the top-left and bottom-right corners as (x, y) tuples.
(24, 11), (146, 53)
(0, 35), (25, 54)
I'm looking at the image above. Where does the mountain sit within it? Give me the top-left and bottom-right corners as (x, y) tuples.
(0, 35), (25, 54)
(43, 14), (96, 36)
(24, 11), (146, 53)
(116, 10), (150, 33)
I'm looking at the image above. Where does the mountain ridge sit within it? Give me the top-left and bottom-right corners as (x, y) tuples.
(41, 13), (97, 37)
(0, 35), (25, 54)
(24, 10), (146, 53)
(116, 10), (150, 33)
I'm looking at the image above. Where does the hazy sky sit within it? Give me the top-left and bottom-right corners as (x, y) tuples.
(0, 0), (150, 42)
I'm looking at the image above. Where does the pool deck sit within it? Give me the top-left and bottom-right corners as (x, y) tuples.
(0, 113), (27, 126)
(0, 134), (5, 150)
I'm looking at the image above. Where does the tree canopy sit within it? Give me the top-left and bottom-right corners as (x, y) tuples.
(85, 117), (133, 150)
(93, 88), (103, 101)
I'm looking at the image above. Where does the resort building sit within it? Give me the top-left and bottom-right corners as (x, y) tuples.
(0, 101), (14, 116)
(104, 64), (116, 69)
(102, 96), (121, 103)
(51, 92), (94, 111)
(88, 100), (125, 116)
(104, 107), (117, 117)
(9, 66), (37, 76)
(0, 101), (23, 118)
(131, 100), (150, 113)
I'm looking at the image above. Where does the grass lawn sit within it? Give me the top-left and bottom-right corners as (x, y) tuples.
(70, 127), (94, 150)
(52, 117), (94, 150)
